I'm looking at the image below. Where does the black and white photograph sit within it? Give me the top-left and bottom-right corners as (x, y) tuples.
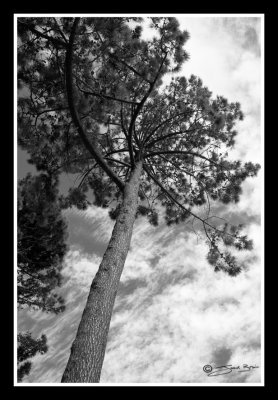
(15, 13), (263, 385)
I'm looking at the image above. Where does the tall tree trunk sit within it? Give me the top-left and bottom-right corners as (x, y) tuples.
(61, 161), (143, 383)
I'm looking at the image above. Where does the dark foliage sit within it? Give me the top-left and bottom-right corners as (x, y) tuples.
(18, 173), (68, 313)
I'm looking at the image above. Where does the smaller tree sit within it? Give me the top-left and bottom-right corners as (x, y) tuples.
(17, 173), (68, 313)
(17, 172), (68, 381)
(17, 331), (48, 382)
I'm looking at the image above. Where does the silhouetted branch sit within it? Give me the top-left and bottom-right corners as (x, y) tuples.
(18, 19), (67, 49)
(65, 17), (125, 191)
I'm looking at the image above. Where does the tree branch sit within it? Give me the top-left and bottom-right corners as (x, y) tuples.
(52, 17), (68, 44)
(76, 84), (140, 106)
(109, 53), (152, 84)
(145, 150), (219, 167)
(128, 53), (168, 168)
(120, 104), (128, 140)
(18, 19), (67, 49)
(77, 163), (97, 189)
(146, 128), (193, 147)
(143, 164), (225, 234)
(157, 153), (211, 217)
(105, 157), (131, 169)
(105, 148), (129, 157)
(34, 107), (68, 127)
(65, 17), (125, 192)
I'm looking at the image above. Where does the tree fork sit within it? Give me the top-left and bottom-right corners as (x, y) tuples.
(61, 160), (143, 382)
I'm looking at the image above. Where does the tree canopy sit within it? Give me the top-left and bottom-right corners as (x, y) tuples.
(17, 16), (260, 280)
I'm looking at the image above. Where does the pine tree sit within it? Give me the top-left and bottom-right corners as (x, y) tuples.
(17, 17), (260, 382)
(18, 173), (68, 313)
(17, 172), (68, 381)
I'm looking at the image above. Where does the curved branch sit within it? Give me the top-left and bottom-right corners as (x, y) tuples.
(143, 164), (228, 235)
(76, 84), (139, 106)
(104, 157), (131, 169)
(145, 150), (219, 167)
(78, 163), (97, 189)
(34, 107), (68, 127)
(105, 148), (129, 157)
(52, 17), (68, 44)
(157, 153), (210, 204)
(65, 17), (125, 191)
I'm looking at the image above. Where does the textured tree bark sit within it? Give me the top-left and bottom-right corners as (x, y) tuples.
(61, 161), (143, 382)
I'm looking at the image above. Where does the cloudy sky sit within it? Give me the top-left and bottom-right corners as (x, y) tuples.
(16, 15), (263, 385)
